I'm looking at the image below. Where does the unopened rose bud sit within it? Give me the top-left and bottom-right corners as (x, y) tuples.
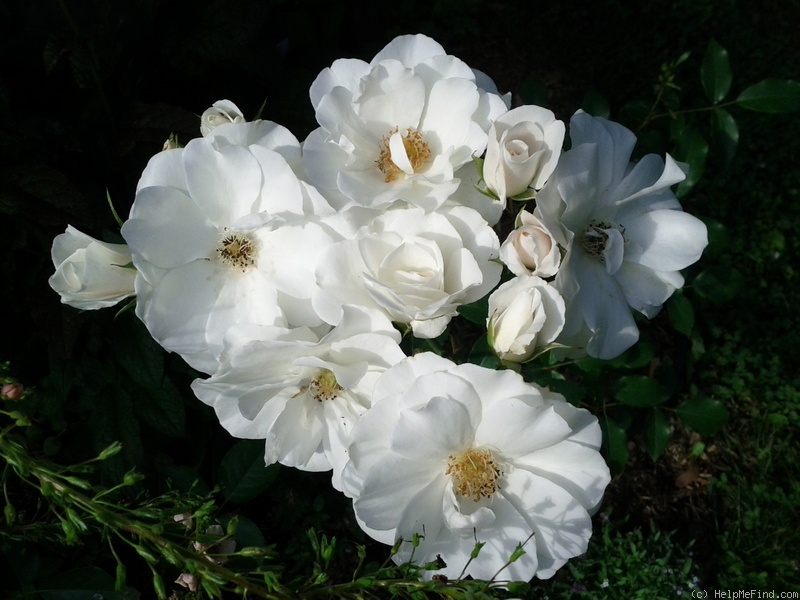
(1, 383), (23, 401)
(48, 226), (137, 310)
(487, 275), (566, 363)
(499, 209), (561, 278)
(200, 100), (245, 136)
(484, 105), (565, 203)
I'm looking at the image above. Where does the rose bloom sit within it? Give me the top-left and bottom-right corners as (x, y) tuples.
(537, 111), (708, 359)
(342, 353), (610, 582)
(49, 225), (136, 310)
(122, 120), (348, 374)
(191, 305), (405, 489)
(483, 105), (565, 203)
(487, 275), (565, 363)
(499, 209), (561, 277)
(303, 33), (509, 212)
(312, 205), (501, 338)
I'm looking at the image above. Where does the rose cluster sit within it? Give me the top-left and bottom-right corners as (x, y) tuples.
(48, 34), (708, 583)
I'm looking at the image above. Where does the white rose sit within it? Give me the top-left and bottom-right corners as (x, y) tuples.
(536, 111), (708, 359)
(499, 209), (561, 277)
(303, 34), (508, 212)
(487, 275), (565, 363)
(313, 205), (501, 338)
(199, 99), (245, 136)
(342, 353), (610, 581)
(483, 105), (565, 202)
(49, 225), (137, 310)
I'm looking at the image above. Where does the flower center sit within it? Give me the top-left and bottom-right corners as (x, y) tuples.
(217, 231), (257, 271)
(376, 127), (431, 182)
(309, 369), (342, 402)
(581, 221), (613, 261)
(446, 447), (502, 502)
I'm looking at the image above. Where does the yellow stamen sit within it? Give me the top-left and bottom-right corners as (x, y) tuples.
(446, 447), (502, 502)
(376, 127), (431, 182)
(217, 231), (257, 271)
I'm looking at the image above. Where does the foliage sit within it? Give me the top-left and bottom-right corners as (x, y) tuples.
(536, 516), (701, 599)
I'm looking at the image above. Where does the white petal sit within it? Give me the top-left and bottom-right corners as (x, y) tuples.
(183, 140), (263, 227)
(123, 187), (218, 270)
(355, 454), (442, 530)
(370, 34), (446, 67)
(513, 442), (611, 513)
(615, 262), (684, 317)
(357, 62), (426, 131)
(623, 209), (708, 272)
(477, 403), (572, 457)
(390, 393), (476, 459)
(310, 58), (371, 109)
(500, 468), (593, 578)
(135, 147), (187, 193)
(420, 78), (481, 158)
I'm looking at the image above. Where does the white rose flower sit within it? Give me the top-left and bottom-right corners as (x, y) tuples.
(499, 209), (561, 277)
(191, 305), (406, 489)
(536, 111), (708, 359)
(487, 275), (565, 363)
(312, 205), (501, 338)
(199, 99), (245, 136)
(342, 353), (610, 582)
(303, 34), (508, 212)
(122, 125), (349, 374)
(49, 225), (136, 310)
(483, 105), (565, 202)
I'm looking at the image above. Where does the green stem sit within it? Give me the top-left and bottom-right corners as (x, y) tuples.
(640, 100), (739, 130)
(0, 433), (289, 599)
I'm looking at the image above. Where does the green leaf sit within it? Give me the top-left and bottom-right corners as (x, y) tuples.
(698, 217), (730, 259)
(700, 40), (732, 104)
(607, 338), (656, 369)
(736, 79), (800, 113)
(643, 408), (671, 460)
(621, 99), (650, 125)
(667, 292), (695, 337)
(467, 334), (502, 369)
(546, 377), (587, 407)
(612, 375), (671, 407)
(676, 396), (728, 435)
(674, 129), (709, 197)
(692, 266), (744, 303)
(457, 295), (489, 326)
(710, 108), (739, 166)
(219, 440), (279, 503)
(600, 417), (629, 473)
(581, 88), (610, 119)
